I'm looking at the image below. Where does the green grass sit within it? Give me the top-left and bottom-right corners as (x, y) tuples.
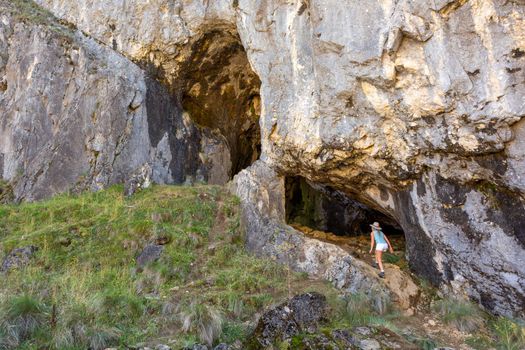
(0, 185), (313, 349)
(323, 290), (400, 335)
(491, 317), (525, 350)
(432, 297), (484, 332)
(3, 0), (76, 39)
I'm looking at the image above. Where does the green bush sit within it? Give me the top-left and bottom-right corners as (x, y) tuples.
(491, 317), (525, 350)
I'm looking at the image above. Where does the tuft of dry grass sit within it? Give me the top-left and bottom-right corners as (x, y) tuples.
(433, 297), (484, 333)
(491, 317), (525, 350)
(179, 302), (223, 346)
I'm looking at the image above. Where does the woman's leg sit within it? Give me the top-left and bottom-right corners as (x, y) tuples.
(376, 250), (384, 272)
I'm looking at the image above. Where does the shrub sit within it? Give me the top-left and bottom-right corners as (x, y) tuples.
(220, 321), (248, 344)
(433, 297), (484, 332)
(491, 317), (525, 350)
(411, 337), (438, 350)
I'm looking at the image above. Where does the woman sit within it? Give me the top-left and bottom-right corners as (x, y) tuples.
(369, 222), (393, 278)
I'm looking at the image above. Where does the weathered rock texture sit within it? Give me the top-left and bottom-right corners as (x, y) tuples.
(1, 245), (38, 273)
(229, 161), (420, 312)
(246, 292), (328, 348)
(1, 0), (524, 318)
(0, 1), (248, 201)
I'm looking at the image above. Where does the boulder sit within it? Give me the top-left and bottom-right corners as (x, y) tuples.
(183, 345), (208, 350)
(136, 244), (164, 268)
(154, 345), (171, 350)
(212, 344), (229, 350)
(359, 339), (381, 350)
(124, 163), (152, 197)
(1, 245), (38, 273)
(246, 292), (328, 348)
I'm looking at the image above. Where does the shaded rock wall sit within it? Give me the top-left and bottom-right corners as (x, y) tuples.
(285, 176), (403, 236)
(2, 0), (524, 318)
(178, 29), (261, 176)
(394, 173), (525, 316)
(0, 1), (235, 200)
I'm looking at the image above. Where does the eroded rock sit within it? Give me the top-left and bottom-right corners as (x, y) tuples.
(124, 163), (152, 197)
(1, 245), (38, 273)
(136, 244), (164, 268)
(246, 292), (328, 348)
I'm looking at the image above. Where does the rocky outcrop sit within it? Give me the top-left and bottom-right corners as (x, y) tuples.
(2, 0), (524, 318)
(246, 292), (419, 349)
(246, 292), (328, 348)
(1, 245), (38, 273)
(229, 161), (420, 311)
(0, 1), (231, 201)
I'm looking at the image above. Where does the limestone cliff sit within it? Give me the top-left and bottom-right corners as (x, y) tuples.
(1, 0), (524, 319)
(0, 1), (233, 201)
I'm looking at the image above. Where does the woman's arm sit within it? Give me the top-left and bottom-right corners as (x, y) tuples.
(369, 232), (375, 254)
(384, 234), (394, 253)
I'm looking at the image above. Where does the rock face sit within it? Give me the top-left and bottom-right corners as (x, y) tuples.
(0, 1), (234, 201)
(1, 0), (524, 318)
(229, 161), (420, 311)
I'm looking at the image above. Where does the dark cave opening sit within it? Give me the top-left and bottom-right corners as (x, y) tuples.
(178, 28), (261, 179)
(285, 176), (405, 240)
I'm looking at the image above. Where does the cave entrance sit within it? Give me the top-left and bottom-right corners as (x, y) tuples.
(178, 27), (261, 180)
(285, 176), (406, 263)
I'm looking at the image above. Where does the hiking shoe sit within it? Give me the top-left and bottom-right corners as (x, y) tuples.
(378, 271), (385, 278)
(372, 262), (379, 269)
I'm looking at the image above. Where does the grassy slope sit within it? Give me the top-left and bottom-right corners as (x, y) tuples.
(0, 185), (339, 349)
(0, 186), (523, 350)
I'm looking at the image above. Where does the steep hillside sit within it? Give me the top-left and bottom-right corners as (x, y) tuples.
(0, 185), (290, 348)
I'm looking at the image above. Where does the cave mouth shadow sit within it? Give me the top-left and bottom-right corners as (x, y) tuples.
(177, 27), (262, 180)
(285, 176), (405, 241)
